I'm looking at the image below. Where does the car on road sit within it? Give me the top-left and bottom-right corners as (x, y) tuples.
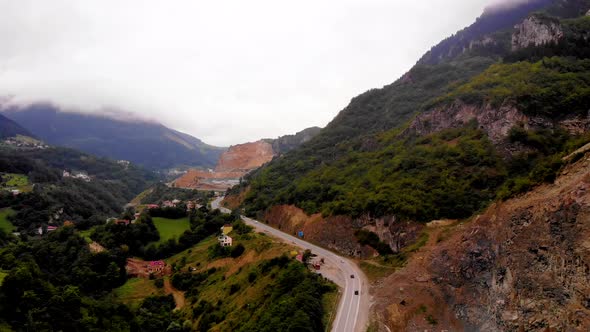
(354, 290), (359, 295)
(350, 275), (354, 278)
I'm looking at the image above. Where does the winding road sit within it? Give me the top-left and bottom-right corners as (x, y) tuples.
(211, 197), (369, 332)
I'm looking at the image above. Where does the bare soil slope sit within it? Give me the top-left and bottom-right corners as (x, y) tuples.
(215, 140), (274, 172)
(173, 140), (275, 190)
(372, 154), (590, 331)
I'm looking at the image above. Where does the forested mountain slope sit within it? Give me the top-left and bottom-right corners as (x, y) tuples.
(0, 146), (157, 233)
(0, 114), (31, 139)
(232, 0), (590, 222)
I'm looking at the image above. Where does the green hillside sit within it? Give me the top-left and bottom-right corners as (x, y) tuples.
(0, 146), (157, 233)
(234, 1), (590, 224)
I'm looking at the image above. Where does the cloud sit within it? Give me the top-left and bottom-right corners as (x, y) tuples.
(486, 0), (539, 12)
(0, 0), (495, 145)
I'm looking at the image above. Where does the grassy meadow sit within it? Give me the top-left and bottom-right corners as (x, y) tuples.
(0, 209), (15, 233)
(152, 217), (191, 244)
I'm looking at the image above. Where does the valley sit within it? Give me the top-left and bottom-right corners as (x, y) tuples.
(1, 0), (590, 331)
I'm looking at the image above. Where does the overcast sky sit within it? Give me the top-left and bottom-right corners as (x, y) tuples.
(0, 0), (513, 146)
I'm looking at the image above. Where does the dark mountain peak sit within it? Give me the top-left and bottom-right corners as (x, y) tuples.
(2, 103), (224, 170)
(0, 113), (32, 139)
(418, 0), (554, 65)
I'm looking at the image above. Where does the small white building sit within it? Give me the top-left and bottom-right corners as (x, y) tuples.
(218, 234), (233, 247)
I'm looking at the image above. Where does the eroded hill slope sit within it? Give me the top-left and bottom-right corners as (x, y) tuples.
(372, 152), (590, 331)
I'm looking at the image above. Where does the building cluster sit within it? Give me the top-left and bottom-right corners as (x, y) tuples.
(3, 137), (48, 150)
(36, 225), (58, 235)
(147, 260), (166, 274)
(162, 199), (182, 208)
(35, 220), (74, 235)
(142, 199), (201, 212)
(62, 170), (91, 182)
(116, 160), (130, 169)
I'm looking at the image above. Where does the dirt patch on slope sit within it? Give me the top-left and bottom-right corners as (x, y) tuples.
(88, 241), (106, 253)
(164, 278), (185, 310)
(264, 205), (377, 258)
(222, 186), (250, 210)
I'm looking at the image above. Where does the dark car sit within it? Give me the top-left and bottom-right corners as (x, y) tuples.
(354, 290), (359, 295)
(350, 274), (354, 278)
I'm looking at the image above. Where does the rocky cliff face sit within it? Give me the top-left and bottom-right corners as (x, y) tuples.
(406, 101), (590, 153)
(265, 126), (321, 154)
(512, 15), (564, 50)
(371, 152), (590, 331)
(263, 205), (377, 258)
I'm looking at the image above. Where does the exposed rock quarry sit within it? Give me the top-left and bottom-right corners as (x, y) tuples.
(173, 127), (320, 191)
(171, 170), (245, 191)
(512, 15), (563, 51)
(215, 140), (274, 173)
(372, 153), (590, 331)
(172, 140), (275, 191)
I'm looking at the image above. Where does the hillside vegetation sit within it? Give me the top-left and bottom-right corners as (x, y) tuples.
(0, 146), (157, 233)
(162, 232), (336, 332)
(233, 2), (590, 227)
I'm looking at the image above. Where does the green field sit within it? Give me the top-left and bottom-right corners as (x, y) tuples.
(152, 217), (191, 244)
(1, 173), (32, 193)
(2, 174), (28, 187)
(0, 209), (15, 233)
(0, 271), (8, 286)
(113, 278), (164, 307)
(78, 228), (94, 244)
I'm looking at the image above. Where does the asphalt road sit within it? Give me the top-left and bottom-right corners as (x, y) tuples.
(211, 197), (369, 332)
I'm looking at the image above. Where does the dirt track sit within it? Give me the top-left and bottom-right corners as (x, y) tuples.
(164, 278), (185, 310)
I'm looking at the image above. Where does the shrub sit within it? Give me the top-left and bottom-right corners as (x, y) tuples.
(229, 283), (240, 295)
(248, 271), (258, 283)
(230, 244), (245, 258)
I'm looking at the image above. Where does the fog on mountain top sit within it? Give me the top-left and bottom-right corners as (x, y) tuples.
(0, 1), (502, 145)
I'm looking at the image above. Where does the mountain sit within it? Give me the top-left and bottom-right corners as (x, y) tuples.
(173, 127), (321, 191)
(226, 1), (590, 330)
(0, 113), (32, 139)
(233, 0), (590, 218)
(264, 126), (322, 154)
(2, 104), (225, 170)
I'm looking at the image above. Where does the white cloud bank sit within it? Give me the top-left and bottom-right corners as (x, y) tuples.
(0, 0), (500, 145)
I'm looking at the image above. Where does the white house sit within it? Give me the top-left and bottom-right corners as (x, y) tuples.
(218, 234), (233, 247)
